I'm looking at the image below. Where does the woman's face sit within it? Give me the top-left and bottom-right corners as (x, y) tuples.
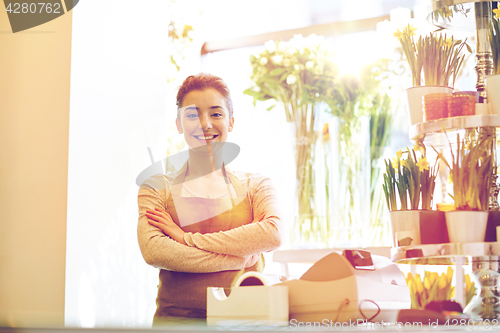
(176, 88), (234, 149)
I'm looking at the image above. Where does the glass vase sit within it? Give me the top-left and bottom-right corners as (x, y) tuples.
(328, 116), (371, 247)
(288, 103), (329, 248)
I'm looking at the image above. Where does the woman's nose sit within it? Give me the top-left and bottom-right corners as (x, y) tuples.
(199, 115), (212, 130)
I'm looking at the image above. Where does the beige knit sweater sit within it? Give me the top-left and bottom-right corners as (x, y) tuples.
(137, 170), (283, 273)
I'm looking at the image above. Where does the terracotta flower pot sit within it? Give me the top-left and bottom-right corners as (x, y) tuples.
(406, 86), (454, 125)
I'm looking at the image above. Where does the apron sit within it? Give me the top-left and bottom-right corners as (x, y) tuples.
(153, 165), (264, 320)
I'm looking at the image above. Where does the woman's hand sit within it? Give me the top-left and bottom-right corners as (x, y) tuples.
(146, 208), (186, 245)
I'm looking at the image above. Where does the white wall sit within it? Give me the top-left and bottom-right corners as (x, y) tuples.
(0, 4), (71, 327)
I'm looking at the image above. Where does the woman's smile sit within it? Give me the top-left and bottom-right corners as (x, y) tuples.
(192, 134), (220, 142)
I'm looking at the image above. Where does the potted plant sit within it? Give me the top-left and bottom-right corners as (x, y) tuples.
(383, 143), (446, 247)
(486, 8), (500, 114)
(434, 130), (493, 243)
(394, 24), (471, 125)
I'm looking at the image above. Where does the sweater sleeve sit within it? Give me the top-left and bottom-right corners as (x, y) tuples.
(137, 175), (250, 273)
(182, 173), (283, 257)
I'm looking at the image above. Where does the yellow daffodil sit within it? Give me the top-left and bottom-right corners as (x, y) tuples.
(416, 157), (430, 172)
(393, 30), (403, 39)
(396, 148), (404, 159)
(391, 157), (399, 171)
(406, 25), (417, 36)
(494, 8), (500, 20)
(413, 143), (424, 153)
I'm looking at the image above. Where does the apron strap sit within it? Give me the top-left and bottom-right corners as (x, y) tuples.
(170, 162), (247, 204)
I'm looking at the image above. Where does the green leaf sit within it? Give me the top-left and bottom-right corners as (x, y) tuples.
(266, 104), (277, 111)
(268, 68), (287, 77)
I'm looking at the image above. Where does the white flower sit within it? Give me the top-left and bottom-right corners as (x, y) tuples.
(265, 40), (276, 53)
(259, 57), (268, 65)
(283, 58), (291, 67)
(271, 55), (283, 65)
(277, 42), (286, 51)
(294, 64), (304, 71)
(253, 86), (261, 92)
(286, 74), (297, 85)
(305, 61), (314, 70)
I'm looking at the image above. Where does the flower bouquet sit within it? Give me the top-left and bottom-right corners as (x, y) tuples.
(244, 34), (339, 246)
(324, 60), (394, 246)
(405, 267), (477, 310)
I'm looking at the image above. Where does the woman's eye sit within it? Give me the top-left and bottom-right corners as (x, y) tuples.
(212, 113), (222, 117)
(186, 113), (198, 118)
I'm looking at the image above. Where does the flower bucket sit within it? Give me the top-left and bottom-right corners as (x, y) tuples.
(406, 86), (454, 125)
(390, 210), (447, 247)
(289, 104), (330, 248)
(485, 74), (500, 114)
(445, 211), (488, 243)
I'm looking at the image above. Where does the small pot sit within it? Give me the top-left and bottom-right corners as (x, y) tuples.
(390, 210), (448, 247)
(406, 86), (454, 126)
(445, 211), (488, 243)
(486, 73), (500, 114)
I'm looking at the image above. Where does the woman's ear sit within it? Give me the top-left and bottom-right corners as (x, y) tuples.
(176, 118), (183, 134)
(228, 117), (235, 132)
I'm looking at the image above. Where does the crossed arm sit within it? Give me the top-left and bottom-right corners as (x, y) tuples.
(137, 173), (283, 273)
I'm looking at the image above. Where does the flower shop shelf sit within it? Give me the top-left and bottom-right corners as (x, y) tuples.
(392, 242), (500, 319)
(391, 241), (500, 265)
(409, 115), (500, 144)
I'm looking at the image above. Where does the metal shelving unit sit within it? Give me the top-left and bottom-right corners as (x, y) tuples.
(393, 0), (500, 321)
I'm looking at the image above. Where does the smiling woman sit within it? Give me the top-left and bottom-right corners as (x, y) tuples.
(136, 73), (284, 324)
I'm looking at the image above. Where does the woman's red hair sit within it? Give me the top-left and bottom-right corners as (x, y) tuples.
(176, 73), (233, 118)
